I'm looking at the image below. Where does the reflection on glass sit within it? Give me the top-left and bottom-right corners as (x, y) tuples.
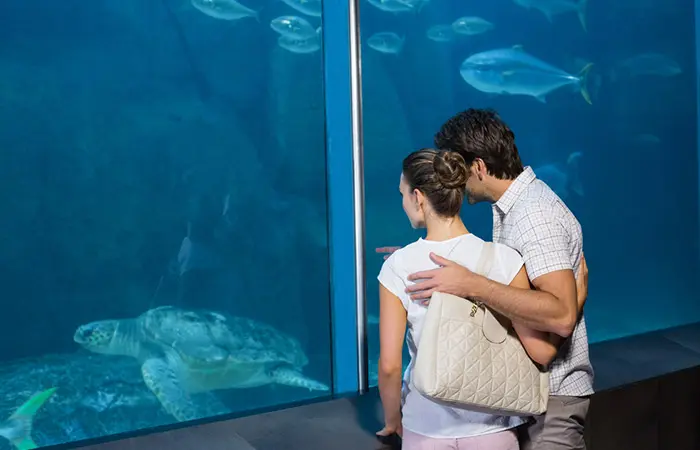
(362, 0), (698, 386)
(0, 0), (330, 446)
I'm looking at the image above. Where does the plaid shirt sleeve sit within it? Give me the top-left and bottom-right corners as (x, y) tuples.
(512, 207), (574, 281)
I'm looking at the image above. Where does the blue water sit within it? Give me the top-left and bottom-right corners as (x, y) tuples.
(362, 0), (698, 384)
(0, 0), (331, 447)
(0, 0), (697, 447)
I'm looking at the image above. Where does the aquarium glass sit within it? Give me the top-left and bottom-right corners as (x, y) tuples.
(0, 0), (331, 446)
(361, 0), (699, 386)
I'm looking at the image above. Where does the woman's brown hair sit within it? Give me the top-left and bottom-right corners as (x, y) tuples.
(402, 148), (469, 217)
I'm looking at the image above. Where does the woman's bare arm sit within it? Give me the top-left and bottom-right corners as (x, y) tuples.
(377, 283), (407, 435)
(509, 266), (560, 366)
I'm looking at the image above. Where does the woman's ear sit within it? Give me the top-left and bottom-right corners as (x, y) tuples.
(413, 189), (424, 210)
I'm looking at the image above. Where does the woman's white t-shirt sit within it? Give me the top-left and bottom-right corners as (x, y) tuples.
(377, 233), (526, 439)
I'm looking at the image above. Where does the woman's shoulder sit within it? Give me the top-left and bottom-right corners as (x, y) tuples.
(489, 242), (524, 284)
(382, 239), (424, 270)
(450, 235), (520, 267)
(490, 241), (523, 261)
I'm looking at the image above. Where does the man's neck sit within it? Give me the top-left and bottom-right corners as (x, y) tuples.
(487, 178), (516, 203)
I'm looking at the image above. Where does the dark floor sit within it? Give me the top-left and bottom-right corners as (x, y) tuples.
(76, 322), (700, 450)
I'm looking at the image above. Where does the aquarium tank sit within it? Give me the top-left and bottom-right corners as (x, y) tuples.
(0, 0), (697, 447)
(0, 0), (332, 448)
(360, 0), (699, 385)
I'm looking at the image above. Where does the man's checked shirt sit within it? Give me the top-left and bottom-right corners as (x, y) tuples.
(492, 166), (594, 397)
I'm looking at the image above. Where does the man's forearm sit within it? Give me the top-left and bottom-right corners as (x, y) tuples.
(471, 275), (574, 337)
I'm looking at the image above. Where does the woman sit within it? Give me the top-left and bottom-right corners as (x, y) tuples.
(375, 148), (560, 450)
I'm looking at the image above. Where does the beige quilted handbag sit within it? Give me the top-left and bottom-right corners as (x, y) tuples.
(412, 241), (549, 416)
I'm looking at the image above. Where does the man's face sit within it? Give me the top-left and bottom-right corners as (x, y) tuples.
(464, 162), (489, 204)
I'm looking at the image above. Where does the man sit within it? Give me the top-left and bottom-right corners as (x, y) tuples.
(377, 108), (593, 450)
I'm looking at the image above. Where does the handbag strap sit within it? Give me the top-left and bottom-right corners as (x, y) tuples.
(473, 242), (509, 344)
(474, 241), (495, 277)
(442, 237), (495, 279)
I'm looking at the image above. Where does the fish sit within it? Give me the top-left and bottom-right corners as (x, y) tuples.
(171, 222), (224, 276)
(190, 0), (259, 21)
(0, 388), (57, 450)
(278, 34), (322, 54)
(402, 0), (430, 10)
(451, 16), (494, 36)
(367, 32), (404, 54)
(270, 15), (317, 40)
(426, 24), (454, 42)
(569, 57), (601, 101)
(459, 46), (593, 104)
(513, 0), (588, 31)
(281, 0), (322, 17)
(534, 151), (584, 200)
(222, 193), (232, 225)
(367, 0), (417, 13)
(631, 134), (661, 145)
(610, 53), (682, 81)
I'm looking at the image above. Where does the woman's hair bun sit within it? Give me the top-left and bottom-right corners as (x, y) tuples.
(432, 151), (468, 190)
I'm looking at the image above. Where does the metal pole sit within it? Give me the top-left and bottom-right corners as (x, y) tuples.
(347, 0), (368, 393)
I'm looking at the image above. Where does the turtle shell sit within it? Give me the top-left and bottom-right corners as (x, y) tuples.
(138, 306), (308, 370)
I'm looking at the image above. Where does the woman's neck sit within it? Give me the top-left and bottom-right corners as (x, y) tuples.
(424, 215), (469, 241)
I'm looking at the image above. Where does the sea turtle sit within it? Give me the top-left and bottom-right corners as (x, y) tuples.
(73, 306), (329, 422)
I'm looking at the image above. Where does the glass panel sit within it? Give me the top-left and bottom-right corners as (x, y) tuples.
(0, 0), (330, 446)
(361, 0), (698, 387)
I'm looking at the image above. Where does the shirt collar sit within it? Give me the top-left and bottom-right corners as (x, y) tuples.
(493, 166), (536, 214)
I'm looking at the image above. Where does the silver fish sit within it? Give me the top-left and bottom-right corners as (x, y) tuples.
(171, 222), (223, 276)
(190, 0), (259, 21)
(534, 152), (584, 200)
(459, 46), (593, 104)
(426, 24), (454, 42)
(451, 16), (494, 36)
(614, 53), (682, 79)
(278, 31), (322, 54)
(513, 0), (588, 31)
(367, 0), (416, 13)
(281, 0), (323, 17)
(270, 15), (317, 40)
(367, 32), (404, 54)
(631, 134), (661, 145)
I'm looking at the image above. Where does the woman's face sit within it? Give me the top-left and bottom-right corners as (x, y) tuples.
(400, 173), (425, 229)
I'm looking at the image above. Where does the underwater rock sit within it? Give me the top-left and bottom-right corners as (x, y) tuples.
(0, 353), (171, 448)
(0, 349), (327, 448)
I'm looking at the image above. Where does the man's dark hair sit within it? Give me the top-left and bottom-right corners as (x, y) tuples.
(433, 108), (524, 180)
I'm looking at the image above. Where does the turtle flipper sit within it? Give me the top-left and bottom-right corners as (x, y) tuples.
(141, 358), (201, 422)
(269, 367), (329, 392)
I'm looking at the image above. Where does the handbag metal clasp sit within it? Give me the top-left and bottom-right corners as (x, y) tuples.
(469, 301), (483, 318)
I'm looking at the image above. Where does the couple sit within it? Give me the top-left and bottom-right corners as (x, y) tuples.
(374, 108), (593, 450)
